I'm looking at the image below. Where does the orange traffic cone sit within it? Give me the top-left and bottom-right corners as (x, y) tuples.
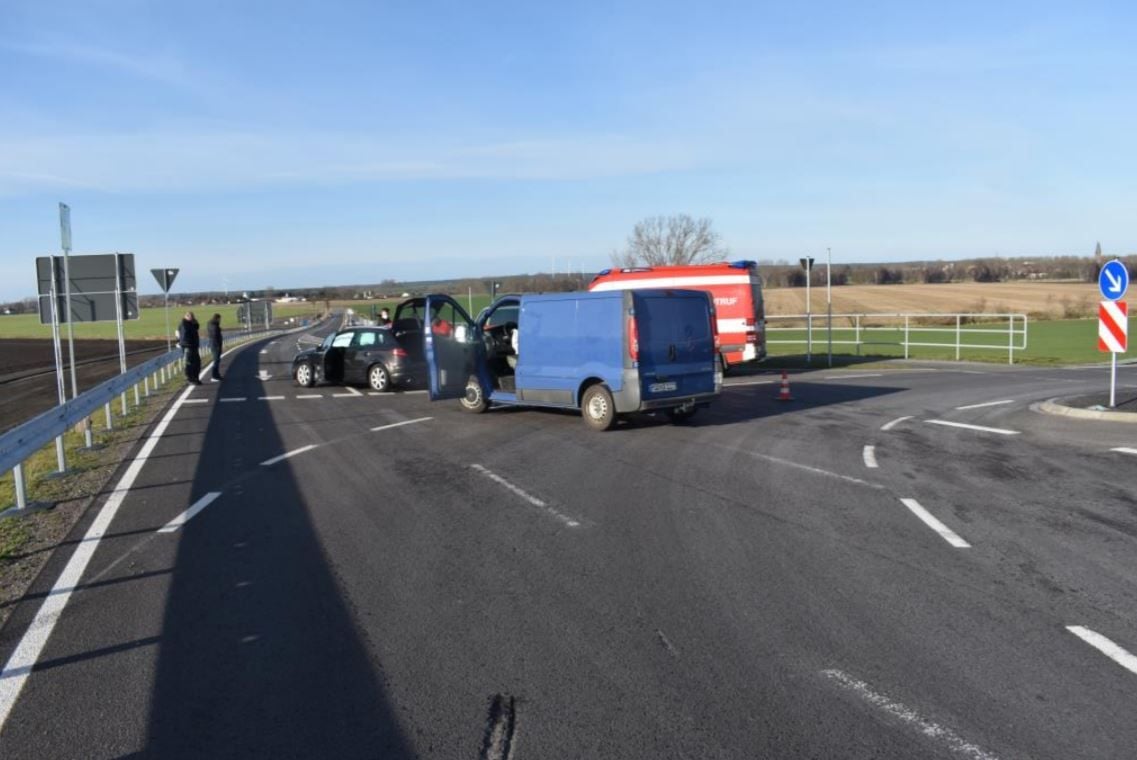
(776, 370), (793, 401)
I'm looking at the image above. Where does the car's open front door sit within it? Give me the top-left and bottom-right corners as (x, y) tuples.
(423, 295), (482, 400)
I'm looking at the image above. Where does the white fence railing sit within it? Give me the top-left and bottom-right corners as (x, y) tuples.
(765, 312), (1028, 364)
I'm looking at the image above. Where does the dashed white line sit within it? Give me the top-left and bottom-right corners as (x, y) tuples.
(899, 498), (970, 548)
(257, 395), (285, 401)
(219, 397), (247, 403)
(1066, 626), (1137, 675)
(926, 419), (1019, 436)
(954, 399), (1014, 410)
(880, 415), (913, 431)
(183, 398), (209, 404)
(400, 389), (428, 395)
(157, 492), (223, 533)
(296, 394), (323, 399)
(723, 379), (776, 387)
(823, 373), (882, 380)
(821, 669), (999, 760)
(370, 417), (433, 432)
(862, 445), (878, 468)
(471, 464), (581, 528)
(261, 444), (319, 466)
(1111, 447), (1137, 456)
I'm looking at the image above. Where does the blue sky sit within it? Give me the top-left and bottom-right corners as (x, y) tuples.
(1, 0), (1134, 299)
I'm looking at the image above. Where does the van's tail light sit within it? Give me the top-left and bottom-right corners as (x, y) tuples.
(392, 347), (408, 358)
(628, 316), (639, 362)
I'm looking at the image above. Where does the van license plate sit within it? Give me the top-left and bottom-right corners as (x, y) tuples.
(649, 381), (677, 393)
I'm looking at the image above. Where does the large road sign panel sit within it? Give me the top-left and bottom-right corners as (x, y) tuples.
(36, 253), (138, 324)
(1099, 259), (1129, 301)
(1098, 300), (1128, 353)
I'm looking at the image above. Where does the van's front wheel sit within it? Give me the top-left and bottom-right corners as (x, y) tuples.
(460, 376), (489, 413)
(581, 384), (617, 431)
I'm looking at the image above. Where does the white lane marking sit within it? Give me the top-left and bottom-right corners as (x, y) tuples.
(926, 419), (1019, 436)
(955, 399), (1014, 410)
(880, 415), (913, 431)
(1111, 447), (1137, 456)
(863, 445), (878, 469)
(823, 373), (882, 380)
(370, 417), (433, 432)
(259, 350), (268, 354)
(724, 379), (776, 387)
(821, 669), (1000, 760)
(954, 370), (989, 375)
(899, 498), (970, 548)
(0, 381), (199, 731)
(157, 492), (223, 533)
(261, 444), (319, 466)
(1066, 626), (1137, 675)
(400, 389), (428, 395)
(257, 395), (285, 401)
(219, 397), (247, 403)
(183, 398), (209, 404)
(470, 464), (581, 528)
(296, 394), (323, 399)
(332, 392), (362, 397)
(344, 386), (363, 396)
(719, 446), (884, 489)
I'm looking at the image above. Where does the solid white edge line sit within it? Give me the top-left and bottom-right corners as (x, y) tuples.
(955, 399), (1015, 410)
(260, 443), (319, 467)
(0, 381), (198, 731)
(880, 415), (913, 431)
(723, 379), (776, 387)
(900, 498), (970, 548)
(717, 446), (883, 489)
(821, 669), (1000, 760)
(1111, 447), (1137, 456)
(823, 373), (882, 380)
(1066, 626), (1137, 675)
(470, 464), (581, 528)
(157, 492), (223, 533)
(370, 417), (433, 432)
(926, 419), (1019, 436)
(863, 445), (879, 469)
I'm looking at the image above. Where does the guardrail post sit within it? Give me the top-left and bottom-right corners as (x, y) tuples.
(956, 315), (961, 361)
(105, 401), (113, 431)
(134, 382), (141, 406)
(55, 436), (66, 473)
(120, 391), (128, 417)
(83, 420), (94, 449)
(144, 375), (150, 398)
(13, 463), (28, 510)
(1008, 314), (1014, 365)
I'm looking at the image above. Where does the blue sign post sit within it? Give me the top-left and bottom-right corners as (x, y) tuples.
(1099, 259), (1129, 301)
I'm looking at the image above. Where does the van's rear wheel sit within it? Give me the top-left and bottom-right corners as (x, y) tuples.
(581, 384), (617, 431)
(460, 376), (488, 413)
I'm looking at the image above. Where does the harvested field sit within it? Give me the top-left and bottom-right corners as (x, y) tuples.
(763, 281), (1099, 318)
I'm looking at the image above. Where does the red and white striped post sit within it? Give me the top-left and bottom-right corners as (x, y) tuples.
(1098, 300), (1128, 408)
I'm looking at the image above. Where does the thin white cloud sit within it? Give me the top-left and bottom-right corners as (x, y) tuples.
(0, 130), (708, 193)
(2, 39), (198, 90)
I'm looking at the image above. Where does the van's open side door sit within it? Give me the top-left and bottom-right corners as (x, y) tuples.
(423, 295), (482, 400)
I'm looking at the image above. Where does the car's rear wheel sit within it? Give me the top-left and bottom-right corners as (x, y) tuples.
(581, 384), (617, 431)
(368, 363), (390, 392)
(294, 362), (315, 387)
(460, 376), (488, 413)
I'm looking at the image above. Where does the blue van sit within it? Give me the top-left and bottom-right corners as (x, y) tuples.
(400, 289), (721, 430)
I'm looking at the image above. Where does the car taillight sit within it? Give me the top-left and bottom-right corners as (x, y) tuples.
(628, 316), (639, 362)
(392, 347), (408, 357)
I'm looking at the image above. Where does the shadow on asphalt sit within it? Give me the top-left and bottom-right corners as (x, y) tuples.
(143, 340), (414, 758)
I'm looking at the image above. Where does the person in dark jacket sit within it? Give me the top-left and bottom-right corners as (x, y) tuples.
(178, 311), (202, 385)
(207, 313), (223, 380)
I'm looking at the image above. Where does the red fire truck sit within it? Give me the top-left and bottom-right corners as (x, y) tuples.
(588, 260), (766, 368)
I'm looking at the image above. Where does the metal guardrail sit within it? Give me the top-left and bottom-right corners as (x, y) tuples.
(765, 312), (1029, 364)
(1, 328), (279, 512)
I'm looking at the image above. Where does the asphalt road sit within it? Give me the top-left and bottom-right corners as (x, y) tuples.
(2, 320), (1136, 759)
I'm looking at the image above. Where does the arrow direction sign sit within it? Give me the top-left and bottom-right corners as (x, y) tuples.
(151, 268), (179, 293)
(1099, 259), (1129, 301)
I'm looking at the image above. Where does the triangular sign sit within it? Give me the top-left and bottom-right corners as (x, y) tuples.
(151, 268), (179, 293)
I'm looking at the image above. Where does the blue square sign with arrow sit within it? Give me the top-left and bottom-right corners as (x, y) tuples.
(1099, 259), (1129, 301)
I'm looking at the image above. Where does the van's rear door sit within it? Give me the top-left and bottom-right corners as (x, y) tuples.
(634, 290), (717, 400)
(423, 295), (482, 400)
